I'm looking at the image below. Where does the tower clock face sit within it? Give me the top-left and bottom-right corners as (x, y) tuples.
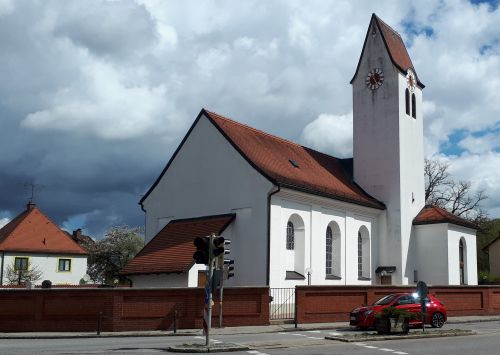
(365, 68), (384, 90)
(406, 69), (416, 92)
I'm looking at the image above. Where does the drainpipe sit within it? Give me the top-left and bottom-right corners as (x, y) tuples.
(266, 186), (281, 286)
(0, 251), (4, 286)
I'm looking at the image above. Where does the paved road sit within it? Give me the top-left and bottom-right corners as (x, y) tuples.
(2, 322), (500, 354)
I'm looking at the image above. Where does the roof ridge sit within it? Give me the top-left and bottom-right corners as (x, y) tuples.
(203, 109), (344, 162)
(374, 14), (403, 39)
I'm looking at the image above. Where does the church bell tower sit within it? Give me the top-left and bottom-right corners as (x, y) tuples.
(351, 14), (425, 284)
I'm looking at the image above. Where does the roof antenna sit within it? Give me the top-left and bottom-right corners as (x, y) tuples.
(24, 183), (42, 204)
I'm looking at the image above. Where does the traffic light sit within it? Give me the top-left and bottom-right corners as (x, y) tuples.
(193, 236), (210, 264)
(223, 259), (234, 279)
(212, 236), (225, 257)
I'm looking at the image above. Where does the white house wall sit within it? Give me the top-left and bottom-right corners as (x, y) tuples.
(142, 114), (273, 286)
(1, 253), (87, 286)
(414, 224), (449, 285)
(447, 225), (477, 285)
(269, 189), (380, 288)
(130, 273), (188, 288)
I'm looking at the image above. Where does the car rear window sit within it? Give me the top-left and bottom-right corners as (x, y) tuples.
(374, 294), (397, 305)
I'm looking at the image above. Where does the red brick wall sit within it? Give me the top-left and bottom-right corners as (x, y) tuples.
(296, 285), (500, 323)
(0, 287), (269, 332)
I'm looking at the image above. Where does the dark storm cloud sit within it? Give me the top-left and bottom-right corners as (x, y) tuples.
(0, 0), (499, 236)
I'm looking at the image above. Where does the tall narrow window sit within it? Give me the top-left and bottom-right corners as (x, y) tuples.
(405, 88), (410, 116)
(286, 221), (295, 250)
(459, 239), (465, 285)
(358, 232), (363, 278)
(411, 93), (416, 118)
(326, 226), (333, 275)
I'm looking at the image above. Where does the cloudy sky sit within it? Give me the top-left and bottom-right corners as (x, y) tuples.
(0, 0), (499, 237)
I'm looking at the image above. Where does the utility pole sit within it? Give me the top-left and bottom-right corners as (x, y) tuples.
(205, 233), (215, 347)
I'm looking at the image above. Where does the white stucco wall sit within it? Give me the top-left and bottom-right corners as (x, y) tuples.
(447, 225), (477, 285)
(142, 113), (273, 287)
(269, 189), (381, 288)
(130, 273), (188, 288)
(414, 224), (449, 285)
(0, 253), (87, 286)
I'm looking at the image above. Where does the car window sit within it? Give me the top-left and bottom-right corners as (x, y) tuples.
(397, 296), (412, 305)
(374, 294), (397, 305)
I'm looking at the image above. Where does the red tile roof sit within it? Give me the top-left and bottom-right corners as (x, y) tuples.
(0, 203), (87, 254)
(351, 14), (424, 87)
(120, 214), (235, 275)
(205, 110), (385, 209)
(140, 109), (385, 210)
(413, 205), (477, 230)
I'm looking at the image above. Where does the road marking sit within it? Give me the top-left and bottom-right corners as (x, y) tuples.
(354, 342), (366, 346)
(278, 332), (287, 335)
(194, 336), (204, 340)
(247, 351), (269, 355)
(379, 348), (394, 352)
(364, 345), (378, 349)
(393, 352), (408, 355)
(291, 333), (307, 337)
(306, 336), (323, 339)
(306, 330), (321, 333)
(329, 332), (343, 336)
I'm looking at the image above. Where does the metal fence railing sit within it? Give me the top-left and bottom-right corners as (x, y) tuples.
(269, 288), (295, 320)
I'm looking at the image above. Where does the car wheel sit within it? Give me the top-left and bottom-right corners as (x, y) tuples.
(431, 312), (445, 328)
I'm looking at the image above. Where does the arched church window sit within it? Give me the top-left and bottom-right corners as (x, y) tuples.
(405, 89), (410, 116)
(286, 221), (295, 250)
(358, 226), (370, 279)
(358, 232), (363, 278)
(459, 238), (466, 285)
(326, 226), (333, 275)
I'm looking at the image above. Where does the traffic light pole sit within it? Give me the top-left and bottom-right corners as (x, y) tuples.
(206, 234), (214, 347)
(218, 273), (224, 328)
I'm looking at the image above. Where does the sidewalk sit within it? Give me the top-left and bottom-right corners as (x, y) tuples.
(1, 315), (499, 339)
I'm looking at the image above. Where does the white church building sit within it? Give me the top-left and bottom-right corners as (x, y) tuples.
(122, 14), (477, 287)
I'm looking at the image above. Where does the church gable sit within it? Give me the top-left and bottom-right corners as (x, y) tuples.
(351, 13), (423, 87)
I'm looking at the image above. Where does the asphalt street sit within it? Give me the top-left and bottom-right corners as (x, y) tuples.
(1, 321), (500, 354)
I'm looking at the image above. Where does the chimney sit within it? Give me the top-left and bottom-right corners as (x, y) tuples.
(27, 202), (36, 211)
(72, 228), (82, 240)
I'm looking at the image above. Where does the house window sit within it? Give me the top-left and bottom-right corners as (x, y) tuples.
(411, 93), (416, 118)
(14, 257), (29, 271)
(286, 221), (295, 250)
(405, 88), (410, 115)
(58, 259), (71, 272)
(326, 226), (333, 275)
(459, 238), (466, 285)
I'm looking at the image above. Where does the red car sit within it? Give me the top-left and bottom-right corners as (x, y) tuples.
(350, 293), (447, 329)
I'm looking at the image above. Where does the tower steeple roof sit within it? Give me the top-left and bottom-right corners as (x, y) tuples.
(351, 13), (424, 88)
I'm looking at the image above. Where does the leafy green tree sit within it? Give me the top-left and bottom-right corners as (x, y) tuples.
(83, 226), (144, 285)
(476, 219), (500, 281)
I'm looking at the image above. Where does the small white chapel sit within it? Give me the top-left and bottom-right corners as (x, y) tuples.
(121, 14), (477, 288)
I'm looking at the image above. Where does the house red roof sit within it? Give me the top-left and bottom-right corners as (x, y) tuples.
(0, 203), (87, 254)
(351, 14), (424, 87)
(413, 205), (477, 230)
(140, 109), (385, 210)
(120, 214), (235, 275)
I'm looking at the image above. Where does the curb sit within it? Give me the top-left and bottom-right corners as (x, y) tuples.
(168, 343), (250, 353)
(325, 329), (476, 342)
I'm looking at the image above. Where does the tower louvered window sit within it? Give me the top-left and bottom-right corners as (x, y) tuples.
(411, 93), (416, 118)
(405, 89), (410, 116)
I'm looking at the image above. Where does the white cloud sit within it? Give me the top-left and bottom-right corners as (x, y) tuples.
(0, 217), (9, 228)
(458, 132), (500, 154)
(301, 113), (353, 158)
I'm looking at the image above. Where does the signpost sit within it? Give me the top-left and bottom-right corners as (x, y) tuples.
(416, 281), (429, 332)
